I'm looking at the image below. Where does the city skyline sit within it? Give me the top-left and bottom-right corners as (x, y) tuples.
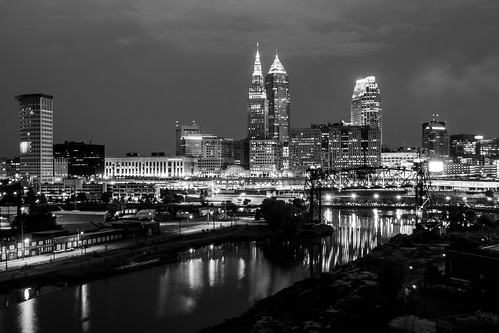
(1, 1), (499, 158)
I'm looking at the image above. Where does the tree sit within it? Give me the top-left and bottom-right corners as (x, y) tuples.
(377, 254), (409, 306)
(455, 311), (499, 333)
(12, 209), (58, 232)
(76, 192), (87, 203)
(101, 192), (112, 204)
(260, 198), (306, 231)
(25, 187), (36, 206)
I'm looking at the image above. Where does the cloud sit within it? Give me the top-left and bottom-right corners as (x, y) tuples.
(410, 56), (499, 97)
(120, 0), (401, 57)
(3, 0), (496, 58)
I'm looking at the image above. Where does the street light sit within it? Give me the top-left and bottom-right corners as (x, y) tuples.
(23, 238), (29, 259)
(79, 231), (84, 255)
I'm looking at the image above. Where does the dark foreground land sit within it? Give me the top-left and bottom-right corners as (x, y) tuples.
(2, 224), (499, 332)
(200, 229), (499, 333)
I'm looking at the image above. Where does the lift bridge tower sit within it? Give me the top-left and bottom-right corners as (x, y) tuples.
(304, 166), (326, 224)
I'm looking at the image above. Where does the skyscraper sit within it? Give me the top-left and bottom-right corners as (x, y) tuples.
(422, 118), (449, 158)
(351, 76), (382, 141)
(266, 52), (290, 143)
(16, 93), (54, 184)
(248, 43), (268, 140)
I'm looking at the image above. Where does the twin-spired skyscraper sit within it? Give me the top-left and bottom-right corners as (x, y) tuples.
(247, 44), (290, 143)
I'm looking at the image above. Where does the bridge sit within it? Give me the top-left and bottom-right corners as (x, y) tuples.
(304, 163), (435, 230)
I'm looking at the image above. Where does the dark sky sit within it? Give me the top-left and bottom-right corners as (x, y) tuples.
(1, 0), (499, 158)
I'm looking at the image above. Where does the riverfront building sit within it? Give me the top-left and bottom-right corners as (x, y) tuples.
(16, 93), (54, 184)
(351, 76), (382, 142)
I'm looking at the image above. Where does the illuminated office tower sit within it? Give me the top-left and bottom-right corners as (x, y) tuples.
(422, 118), (449, 158)
(351, 76), (382, 141)
(16, 93), (54, 184)
(248, 43), (268, 140)
(266, 52), (290, 143)
(289, 128), (322, 175)
(175, 121), (202, 156)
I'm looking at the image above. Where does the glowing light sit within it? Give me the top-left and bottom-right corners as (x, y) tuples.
(24, 288), (30, 301)
(20, 141), (30, 154)
(428, 160), (444, 172)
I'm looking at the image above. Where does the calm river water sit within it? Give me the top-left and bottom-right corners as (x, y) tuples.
(0, 208), (415, 333)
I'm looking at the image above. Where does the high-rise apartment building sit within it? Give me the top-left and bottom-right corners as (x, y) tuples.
(351, 76), (382, 141)
(248, 44), (268, 140)
(422, 119), (449, 158)
(16, 94), (54, 184)
(265, 52), (290, 143)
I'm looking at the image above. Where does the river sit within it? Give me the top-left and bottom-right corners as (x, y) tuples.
(0, 208), (415, 333)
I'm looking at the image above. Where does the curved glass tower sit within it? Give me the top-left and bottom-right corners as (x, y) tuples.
(351, 76), (382, 142)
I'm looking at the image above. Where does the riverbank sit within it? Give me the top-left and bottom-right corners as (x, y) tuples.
(199, 228), (499, 332)
(0, 223), (333, 295)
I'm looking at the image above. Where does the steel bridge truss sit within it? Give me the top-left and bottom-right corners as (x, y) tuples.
(304, 165), (434, 225)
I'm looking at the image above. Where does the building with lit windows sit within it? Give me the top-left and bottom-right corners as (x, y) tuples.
(289, 128), (322, 176)
(266, 52), (290, 143)
(16, 93), (54, 184)
(0, 157), (6, 179)
(175, 122), (202, 156)
(248, 43), (268, 141)
(105, 156), (198, 179)
(422, 118), (449, 158)
(327, 122), (381, 170)
(249, 140), (282, 177)
(199, 137), (234, 176)
(351, 76), (382, 142)
(381, 149), (419, 169)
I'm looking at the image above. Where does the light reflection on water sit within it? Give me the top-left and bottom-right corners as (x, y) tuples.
(0, 208), (415, 333)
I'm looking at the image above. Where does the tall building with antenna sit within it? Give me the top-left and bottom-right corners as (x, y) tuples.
(247, 43), (268, 140)
(351, 76), (382, 142)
